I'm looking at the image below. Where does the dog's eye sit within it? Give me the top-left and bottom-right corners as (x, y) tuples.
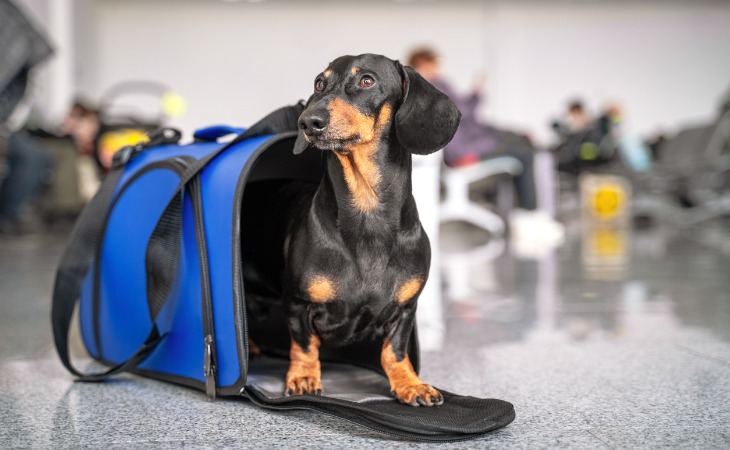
(314, 79), (325, 92)
(359, 75), (375, 88)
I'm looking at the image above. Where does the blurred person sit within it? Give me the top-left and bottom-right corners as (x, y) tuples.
(551, 99), (623, 174)
(0, 0), (54, 233)
(596, 102), (621, 141)
(0, 131), (53, 232)
(61, 100), (100, 157)
(59, 99), (102, 200)
(600, 102), (652, 173)
(551, 99), (591, 139)
(566, 100), (591, 132)
(407, 47), (562, 241)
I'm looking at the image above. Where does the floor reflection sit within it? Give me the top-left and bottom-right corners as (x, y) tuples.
(1, 217), (729, 447)
(427, 217), (730, 352)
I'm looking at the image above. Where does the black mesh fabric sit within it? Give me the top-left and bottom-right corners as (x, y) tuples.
(246, 386), (514, 442)
(145, 192), (183, 320)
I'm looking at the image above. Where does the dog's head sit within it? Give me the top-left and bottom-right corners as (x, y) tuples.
(293, 54), (461, 156)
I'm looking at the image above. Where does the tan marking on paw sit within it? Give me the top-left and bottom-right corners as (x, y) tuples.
(392, 382), (443, 407)
(286, 335), (323, 396)
(381, 340), (442, 406)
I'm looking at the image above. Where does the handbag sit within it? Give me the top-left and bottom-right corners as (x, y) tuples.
(51, 103), (515, 442)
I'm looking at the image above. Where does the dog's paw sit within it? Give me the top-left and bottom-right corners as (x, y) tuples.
(391, 383), (443, 407)
(248, 340), (262, 359)
(285, 375), (323, 397)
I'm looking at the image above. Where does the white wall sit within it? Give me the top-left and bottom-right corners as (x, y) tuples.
(75, 0), (730, 144)
(488, 1), (730, 143)
(81, 0), (491, 135)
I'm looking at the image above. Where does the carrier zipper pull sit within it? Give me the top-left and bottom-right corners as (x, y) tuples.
(204, 335), (216, 401)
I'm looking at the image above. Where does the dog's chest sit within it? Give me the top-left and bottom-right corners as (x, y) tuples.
(304, 246), (426, 344)
(309, 275), (402, 345)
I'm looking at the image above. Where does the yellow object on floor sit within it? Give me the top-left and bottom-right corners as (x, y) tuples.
(580, 173), (631, 224)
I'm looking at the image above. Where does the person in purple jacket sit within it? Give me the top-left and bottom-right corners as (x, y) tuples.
(407, 48), (537, 211)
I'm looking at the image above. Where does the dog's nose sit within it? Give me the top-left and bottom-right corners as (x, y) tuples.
(299, 111), (329, 136)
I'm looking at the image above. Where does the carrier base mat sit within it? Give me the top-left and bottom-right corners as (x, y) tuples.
(244, 356), (515, 442)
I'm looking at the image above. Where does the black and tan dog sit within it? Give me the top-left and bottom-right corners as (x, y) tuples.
(242, 53), (460, 406)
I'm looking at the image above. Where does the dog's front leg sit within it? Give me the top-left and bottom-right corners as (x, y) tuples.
(382, 308), (443, 406)
(285, 305), (322, 396)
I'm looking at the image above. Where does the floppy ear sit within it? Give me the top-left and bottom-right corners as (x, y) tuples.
(293, 96), (313, 155)
(395, 64), (461, 155)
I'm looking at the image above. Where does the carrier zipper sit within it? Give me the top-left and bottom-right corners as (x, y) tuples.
(190, 175), (218, 401)
(229, 134), (298, 387)
(203, 335), (216, 399)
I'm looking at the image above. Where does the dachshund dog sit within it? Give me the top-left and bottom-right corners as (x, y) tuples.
(242, 53), (460, 406)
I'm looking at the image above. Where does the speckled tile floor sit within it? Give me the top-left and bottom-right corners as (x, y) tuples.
(1, 219), (729, 449)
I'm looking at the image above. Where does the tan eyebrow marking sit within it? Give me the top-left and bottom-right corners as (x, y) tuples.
(351, 66), (360, 75)
(324, 69), (332, 77)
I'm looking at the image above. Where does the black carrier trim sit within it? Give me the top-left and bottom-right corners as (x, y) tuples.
(226, 132), (299, 396)
(92, 134), (300, 397)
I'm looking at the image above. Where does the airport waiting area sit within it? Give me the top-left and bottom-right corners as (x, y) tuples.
(1, 0), (729, 448)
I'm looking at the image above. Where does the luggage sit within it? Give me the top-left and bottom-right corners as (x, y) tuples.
(52, 104), (515, 441)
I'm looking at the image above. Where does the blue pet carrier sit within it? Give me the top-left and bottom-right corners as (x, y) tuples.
(52, 104), (515, 442)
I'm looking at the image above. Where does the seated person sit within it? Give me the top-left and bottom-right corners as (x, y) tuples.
(556, 100), (592, 136)
(407, 48), (540, 215)
(60, 100), (100, 158)
(407, 48), (563, 244)
(0, 127), (53, 233)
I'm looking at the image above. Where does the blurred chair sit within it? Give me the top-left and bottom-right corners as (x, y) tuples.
(618, 108), (730, 226)
(439, 156), (523, 236)
(665, 109), (730, 225)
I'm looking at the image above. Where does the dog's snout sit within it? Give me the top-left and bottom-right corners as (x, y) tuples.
(299, 111), (329, 136)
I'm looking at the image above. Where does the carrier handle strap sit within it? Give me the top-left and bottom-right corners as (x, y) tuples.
(193, 125), (245, 142)
(51, 167), (166, 381)
(51, 102), (305, 382)
(177, 101), (304, 185)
